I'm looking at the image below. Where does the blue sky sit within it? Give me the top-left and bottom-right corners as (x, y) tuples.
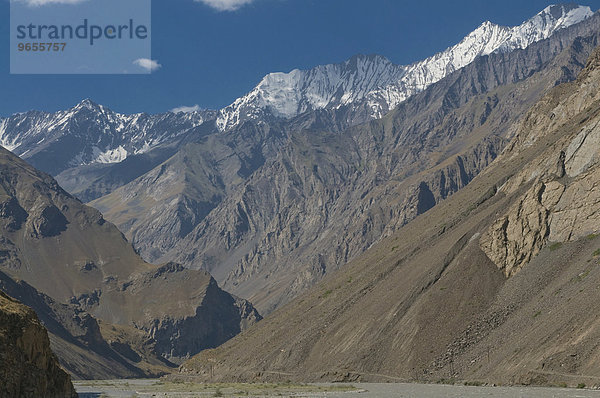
(1, 0), (599, 116)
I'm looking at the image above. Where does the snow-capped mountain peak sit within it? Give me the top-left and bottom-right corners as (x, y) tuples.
(493, 4), (593, 53)
(216, 4), (594, 129)
(0, 100), (215, 173)
(73, 98), (102, 111)
(216, 54), (405, 130)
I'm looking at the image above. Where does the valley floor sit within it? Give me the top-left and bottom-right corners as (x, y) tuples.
(73, 380), (600, 397)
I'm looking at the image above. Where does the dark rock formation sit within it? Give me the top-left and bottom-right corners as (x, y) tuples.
(0, 291), (77, 398)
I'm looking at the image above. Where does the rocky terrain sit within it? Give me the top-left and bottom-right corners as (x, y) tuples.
(0, 2), (598, 388)
(0, 146), (261, 378)
(0, 269), (155, 380)
(1, 6), (596, 316)
(180, 46), (600, 387)
(0, 290), (77, 398)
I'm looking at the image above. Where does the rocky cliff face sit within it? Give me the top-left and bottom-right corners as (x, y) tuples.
(481, 45), (600, 277)
(83, 263), (261, 363)
(0, 268), (160, 380)
(0, 291), (77, 398)
(179, 46), (600, 387)
(91, 122), (288, 263)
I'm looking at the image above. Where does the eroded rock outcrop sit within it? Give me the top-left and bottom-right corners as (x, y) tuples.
(80, 263), (262, 364)
(480, 180), (564, 276)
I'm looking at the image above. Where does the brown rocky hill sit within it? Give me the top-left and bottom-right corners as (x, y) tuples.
(0, 290), (77, 398)
(180, 46), (600, 387)
(0, 146), (261, 378)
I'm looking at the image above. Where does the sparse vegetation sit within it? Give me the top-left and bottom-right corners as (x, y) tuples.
(577, 383), (586, 389)
(464, 380), (483, 386)
(533, 310), (542, 318)
(571, 267), (592, 283)
(549, 242), (563, 251)
(593, 248), (600, 257)
(557, 382), (568, 388)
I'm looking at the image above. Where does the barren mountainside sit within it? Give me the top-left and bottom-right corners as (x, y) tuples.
(180, 45), (600, 387)
(3, 2), (600, 389)
(0, 146), (261, 378)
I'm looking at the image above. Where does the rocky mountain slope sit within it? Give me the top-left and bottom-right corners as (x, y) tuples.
(180, 46), (600, 387)
(0, 146), (261, 377)
(0, 269), (158, 380)
(90, 121), (289, 262)
(160, 13), (600, 313)
(0, 290), (77, 398)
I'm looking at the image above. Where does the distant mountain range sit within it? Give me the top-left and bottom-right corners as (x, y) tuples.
(0, 100), (215, 175)
(0, 5), (592, 174)
(0, 4), (598, 317)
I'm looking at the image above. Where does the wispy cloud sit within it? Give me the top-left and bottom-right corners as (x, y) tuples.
(196, 0), (255, 12)
(133, 58), (162, 72)
(171, 104), (202, 113)
(13, 0), (88, 6)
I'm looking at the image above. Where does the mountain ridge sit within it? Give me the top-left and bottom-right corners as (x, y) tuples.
(216, 3), (594, 129)
(159, 14), (600, 313)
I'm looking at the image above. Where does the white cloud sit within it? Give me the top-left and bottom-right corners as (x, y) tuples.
(13, 0), (88, 6)
(171, 104), (202, 114)
(133, 58), (162, 72)
(196, 0), (255, 12)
